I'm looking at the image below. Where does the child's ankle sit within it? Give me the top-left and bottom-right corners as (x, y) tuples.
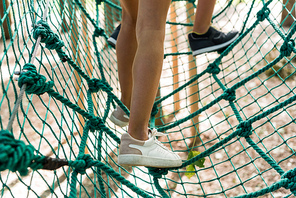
(192, 30), (207, 35)
(193, 25), (211, 35)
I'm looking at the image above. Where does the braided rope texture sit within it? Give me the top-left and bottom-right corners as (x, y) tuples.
(0, 0), (296, 197)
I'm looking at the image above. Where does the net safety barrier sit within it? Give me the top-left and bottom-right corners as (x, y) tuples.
(0, 0), (296, 197)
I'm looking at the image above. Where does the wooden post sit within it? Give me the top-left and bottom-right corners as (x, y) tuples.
(154, 3), (180, 127)
(171, 2), (181, 112)
(104, 0), (121, 36)
(186, 2), (201, 147)
(0, 0), (12, 40)
(71, 8), (84, 133)
(281, 0), (296, 27)
(68, 1), (91, 153)
(81, 0), (96, 118)
(60, 0), (70, 32)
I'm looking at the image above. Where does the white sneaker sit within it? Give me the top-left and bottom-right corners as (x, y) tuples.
(110, 106), (129, 127)
(118, 129), (182, 168)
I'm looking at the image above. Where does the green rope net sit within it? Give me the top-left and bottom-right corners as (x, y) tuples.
(1, 0), (296, 197)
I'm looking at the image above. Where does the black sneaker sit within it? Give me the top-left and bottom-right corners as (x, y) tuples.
(188, 26), (239, 56)
(107, 24), (121, 48)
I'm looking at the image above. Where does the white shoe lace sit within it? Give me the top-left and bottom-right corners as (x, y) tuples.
(150, 129), (174, 153)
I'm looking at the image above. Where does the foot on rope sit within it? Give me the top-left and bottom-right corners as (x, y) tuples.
(188, 26), (239, 56)
(110, 105), (129, 127)
(107, 24), (238, 57)
(118, 129), (182, 168)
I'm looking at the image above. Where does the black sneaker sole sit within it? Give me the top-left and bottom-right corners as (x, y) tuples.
(192, 33), (239, 56)
(107, 37), (117, 48)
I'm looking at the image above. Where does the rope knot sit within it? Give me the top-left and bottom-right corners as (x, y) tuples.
(87, 118), (105, 132)
(88, 78), (113, 93)
(94, 27), (105, 37)
(33, 20), (65, 50)
(0, 130), (43, 176)
(257, 7), (270, 22)
(70, 154), (93, 174)
(207, 62), (220, 74)
(223, 88), (236, 101)
(280, 39), (295, 57)
(148, 168), (169, 179)
(237, 121), (252, 137)
(18, 63), (54, 95)
(282, 168), (296, 195)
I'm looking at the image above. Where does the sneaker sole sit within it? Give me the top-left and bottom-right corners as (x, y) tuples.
(118, 154), (182, 168)
(110, 114), (129, 127)
(107, 37), (116, 48)
(192, 33), (239, 56)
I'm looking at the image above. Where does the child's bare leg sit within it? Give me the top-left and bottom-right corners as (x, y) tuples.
(126, 0), (171, 141)
(116, 1), (138, 109)
(193, 0), (216, 34)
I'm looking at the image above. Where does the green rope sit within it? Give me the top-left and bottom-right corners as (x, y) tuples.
(67, 155), (154, 198)
(233, 168), (296, 198)
(0, 130), (45, 176)
(17, 63), (54, 95)
(2, 0), (296, 197)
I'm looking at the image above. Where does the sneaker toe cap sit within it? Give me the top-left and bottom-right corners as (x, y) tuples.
(166, 152), (182, 162)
